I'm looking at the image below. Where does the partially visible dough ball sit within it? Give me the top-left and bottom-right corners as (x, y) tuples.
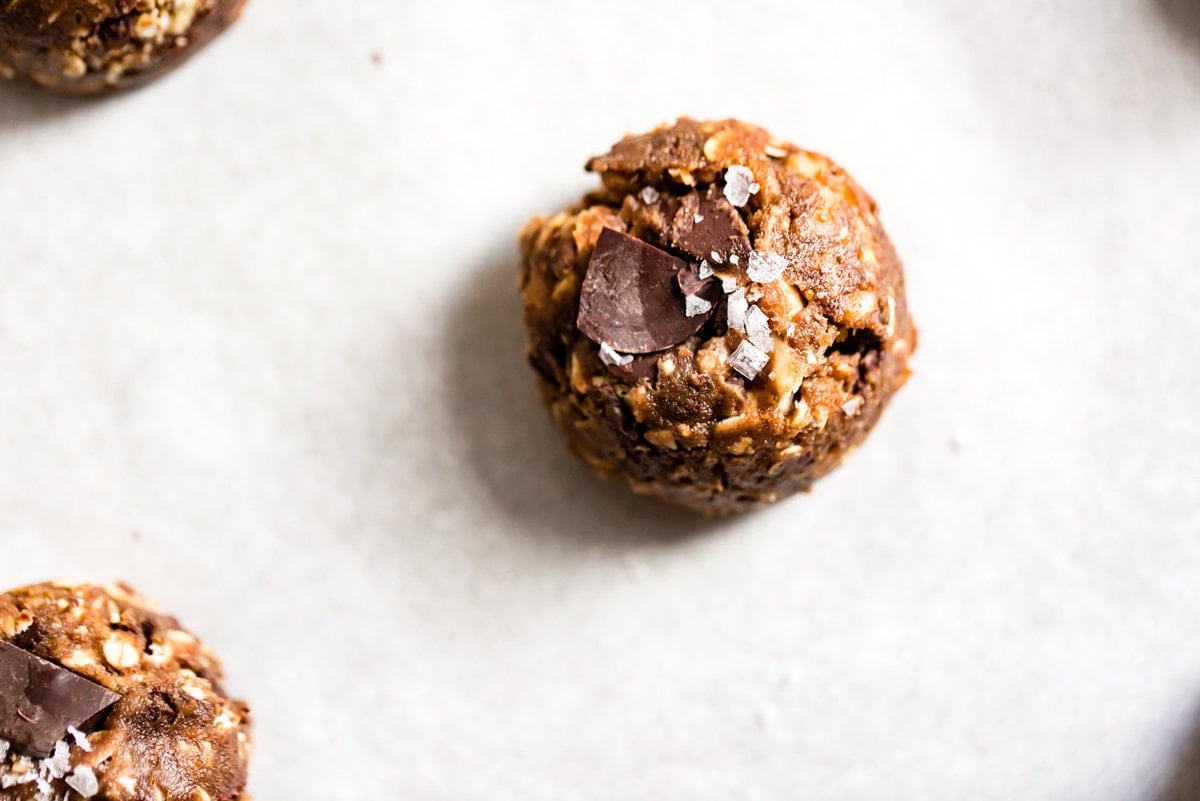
(0, 0), (247, 94)
(0, 582), (252, 801)
(519, 118), (916, 515)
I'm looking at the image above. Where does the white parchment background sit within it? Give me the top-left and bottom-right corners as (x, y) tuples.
(2, 1), (1199, 798)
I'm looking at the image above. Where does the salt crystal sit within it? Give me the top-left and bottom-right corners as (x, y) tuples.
(747, 251), (787, 283)
(728, 253), (739, 265)
(726, 289), (749, 332)
(698, 261), (713, 279)
(744, 305), (773, 350)
(723, 165), (760, 207)
(2, 757), (38, 787)
(694, 214), (704, 224)
(0, 739), (7, 760)
(729, 341), (770, 380)
(685, 295), (713, 318)
(842, 397), (864, 416)
(639, 186), (660, 204)
(599, 342), (633, 367)
(66, 766), (99, 798)
(721, 276), (738, 294)
(67, 727), (92, 752)
(710, 251), (724, 264)
(41, 741), (70, 779)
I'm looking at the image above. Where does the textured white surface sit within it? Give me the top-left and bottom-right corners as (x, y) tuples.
(2, 1), (1200, 798)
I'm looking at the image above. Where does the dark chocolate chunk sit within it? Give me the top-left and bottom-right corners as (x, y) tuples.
(664, 188), (751, 262)
(676, 262), (720, 300)
(606, 352), (660, 383)
(0, 639), (121, 757)
(577, 228), (714, 354)
(596, 385), (638, 444)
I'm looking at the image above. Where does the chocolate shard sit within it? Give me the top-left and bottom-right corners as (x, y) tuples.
(577, 228), (715, 355)
(606, 351), (660, 383)
(0, 639), (122, 758)
(664, 187), (751, 263)
(676, 262), (721, 300)
(596, 385), (639, 444)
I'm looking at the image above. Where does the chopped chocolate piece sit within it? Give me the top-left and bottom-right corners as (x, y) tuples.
(606, 352), (660, 382)
(596, 385), (639, 443)
(577, 228), (713, 354)
(665, 188), (752, 263)
(0, 640), (120, 758)
(676, 261), (720, 299)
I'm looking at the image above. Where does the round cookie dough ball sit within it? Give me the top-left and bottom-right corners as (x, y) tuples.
(519, 118), (916, 515)
(0, 582), (252, 801)
(0, 0), (246, 94)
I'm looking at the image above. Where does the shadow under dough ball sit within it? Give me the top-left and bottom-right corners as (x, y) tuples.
(0, 0), (246, 94)
(519, 118), (917, 516)
(0, 582), (252, 801)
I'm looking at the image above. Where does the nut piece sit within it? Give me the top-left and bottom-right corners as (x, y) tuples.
(102, 635), (140, 669)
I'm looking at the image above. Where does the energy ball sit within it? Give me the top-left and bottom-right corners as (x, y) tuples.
(519, 118), (916, 515)
(0, 0), (246, 94)
(0, 582), (251, 801)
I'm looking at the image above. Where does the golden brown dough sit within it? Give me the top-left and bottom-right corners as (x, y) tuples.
(0, 582), (251, 801)
(520, 118), (916, 515)
(0, 0), (247, 94)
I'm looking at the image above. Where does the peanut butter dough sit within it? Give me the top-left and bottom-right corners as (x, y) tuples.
(0, 0), (246, 94)
(519, 118), (916, 515)
(0, 582), (251, 801)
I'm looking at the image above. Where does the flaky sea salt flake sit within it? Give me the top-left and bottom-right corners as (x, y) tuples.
(729, 341), (770, 380)
(66, 766), (99, 799)
(747, 251), (787, 283)
(726, 289), (749, 332)
(698, 261), (713, 279)
(685, 295), (713, 318)
(710, 251), (724, 264)
(639, 186), (660, 204)
(67, 728), (91, 752)
(744, 305), (773, 351)
(0, 739), (8, 760)
(599, 342), (634, 367)
(723, 165), (760, 207)
(694, 214), (704, 224)
(41, 740), (70, 779)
